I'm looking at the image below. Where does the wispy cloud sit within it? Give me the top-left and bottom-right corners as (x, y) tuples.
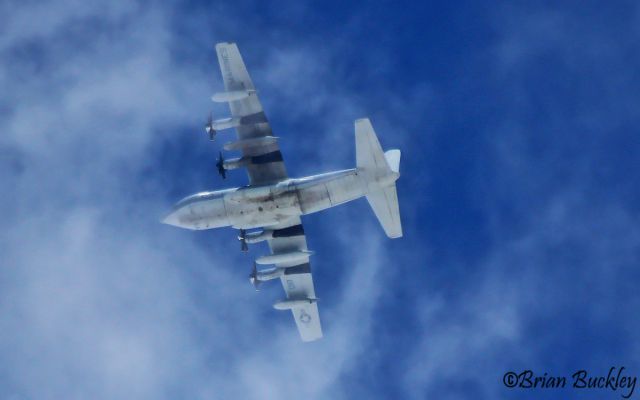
(0, 2), (401, 399)
(2, 1), (639, 399)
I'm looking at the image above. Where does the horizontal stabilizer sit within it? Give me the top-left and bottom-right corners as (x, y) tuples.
(366, 184), (403, 238)
(354, 118), (403, 238)
(355, 118), (388, 172)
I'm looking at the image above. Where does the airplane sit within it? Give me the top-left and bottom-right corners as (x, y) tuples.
(162, 42), (403, 342)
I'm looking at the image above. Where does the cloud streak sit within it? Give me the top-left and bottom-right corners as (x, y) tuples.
(0, 2), (400, 399)
(2, 1), (639, 399)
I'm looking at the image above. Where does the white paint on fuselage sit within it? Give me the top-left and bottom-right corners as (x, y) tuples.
(162, 168), (396, 231)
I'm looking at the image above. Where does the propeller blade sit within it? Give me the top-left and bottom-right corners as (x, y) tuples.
(249, 261), (261, 290)
(216, 152), (226, 179)
(206, 112), (216, 140)
(239, 229), (248, 252)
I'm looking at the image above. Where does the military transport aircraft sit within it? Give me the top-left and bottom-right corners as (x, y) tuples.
(163, 42), (402, 342)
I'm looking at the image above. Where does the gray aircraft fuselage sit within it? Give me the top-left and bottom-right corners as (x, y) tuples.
(163, 168), (399, 230)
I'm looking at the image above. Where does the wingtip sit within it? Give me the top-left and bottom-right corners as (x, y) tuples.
(301, 335), (323, 342)
(215, 41), (236, 49)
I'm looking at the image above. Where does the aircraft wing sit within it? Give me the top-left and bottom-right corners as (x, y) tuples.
(215, 42), (288, 186)
(268, 217), (323, 342)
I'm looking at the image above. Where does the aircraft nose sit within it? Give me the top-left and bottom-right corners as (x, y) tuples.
(161, 210), (181, 227)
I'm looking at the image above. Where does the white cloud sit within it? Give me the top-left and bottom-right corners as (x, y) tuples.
(0, 2), (399, 399)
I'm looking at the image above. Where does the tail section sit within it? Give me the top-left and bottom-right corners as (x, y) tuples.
(384, 149), (401, 173)
(366, 184), (403, 238)
(356, 118), (389, 171)
(355, 119), (403, 238)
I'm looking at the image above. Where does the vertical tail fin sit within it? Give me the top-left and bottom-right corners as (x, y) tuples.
(384, 149), (401, 173)
(355, 119), (403, 238)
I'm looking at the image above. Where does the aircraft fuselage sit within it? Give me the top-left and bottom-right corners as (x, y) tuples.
(163, 168), (397, 230)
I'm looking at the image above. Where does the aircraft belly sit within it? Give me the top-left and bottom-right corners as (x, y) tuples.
(224, 190), (301, 228)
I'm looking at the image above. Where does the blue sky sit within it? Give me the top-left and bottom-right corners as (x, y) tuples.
(1, 1), (639, 399)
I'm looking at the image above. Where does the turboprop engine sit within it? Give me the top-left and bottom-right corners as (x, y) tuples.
(245, 229), (274, 244)
(204, 114), (241, 141)
(211, 116), (241, 131)
(255, 250), (313, 265)
(249, 262), (284, 290)
(222, 157), (251, 170)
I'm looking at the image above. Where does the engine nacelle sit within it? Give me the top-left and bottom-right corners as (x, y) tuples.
(212, 117), (241, 131)
(255, 250), (313, 265)
(255, 267), (283, 281)
(223, 157), (250, 170)
(245, 230), (274, 244)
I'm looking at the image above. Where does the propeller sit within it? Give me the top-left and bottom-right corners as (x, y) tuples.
(249, 261), (261, 291)
(249, 261), (262, 292)
(216, 151), (226, 179)
(238, 228), (248, 252)
(205, 112), (216, 140)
